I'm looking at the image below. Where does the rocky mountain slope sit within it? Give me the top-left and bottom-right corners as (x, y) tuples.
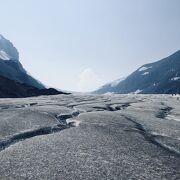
(0, 75), (68, 98)
(95, 50), (180, 94)
(0, 35), (70, 97)
(0, 34), (45, 89)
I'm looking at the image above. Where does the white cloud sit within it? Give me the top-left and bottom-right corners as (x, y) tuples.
(77, 68), (103, 92)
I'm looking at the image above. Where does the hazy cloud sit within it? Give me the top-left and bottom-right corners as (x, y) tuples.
(77, 68), (103, 92)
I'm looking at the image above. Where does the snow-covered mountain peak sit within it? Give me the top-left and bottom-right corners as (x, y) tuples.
(0, 35), (45, 89)
(0, 34), (19, 61)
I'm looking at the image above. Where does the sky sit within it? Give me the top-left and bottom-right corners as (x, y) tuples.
(0, 0), (180, 92)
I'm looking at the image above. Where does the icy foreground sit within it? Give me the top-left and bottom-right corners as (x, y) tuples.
(0, 94), (180, 179)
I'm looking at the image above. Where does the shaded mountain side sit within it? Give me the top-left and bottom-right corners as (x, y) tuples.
(0, 35), (45, 89)
(0, 76), (69, 98)
(94, 50), (180, 94)
(0, 60), (45, 89)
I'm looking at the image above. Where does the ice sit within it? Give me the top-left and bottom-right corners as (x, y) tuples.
(0, 94), (179, 179)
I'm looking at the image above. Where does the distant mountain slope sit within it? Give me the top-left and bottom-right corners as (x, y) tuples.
(0, 35), (45, 89)
(0, 75), (68, 98)
(94, 50), (180, 94)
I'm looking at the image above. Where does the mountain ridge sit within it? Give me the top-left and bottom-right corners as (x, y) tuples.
(0, 34), (70, 97)
(0, 34), (45, 89)
(94, 50), (180, 94)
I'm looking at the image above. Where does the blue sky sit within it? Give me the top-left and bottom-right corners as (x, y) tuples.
(1, 0), (180, 91)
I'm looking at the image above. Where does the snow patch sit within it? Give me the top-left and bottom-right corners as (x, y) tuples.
(171, 77), (180, 81)
(66, 119), (81, 126)
(111, 77), (126, 87)
(104, 92), (114, 96)
(142, 72), (149, 75)
(134, 89), (142, 94)
(138, 66), (152, 72)
(0, 50), (10, 60)
(166, 115), (180, 122)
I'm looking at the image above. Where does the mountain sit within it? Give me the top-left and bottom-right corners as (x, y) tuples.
(0, 75), (69, 98)
(0, 34), (70, 98)
(0, 35), (45, 89)
(94, 50), (180, 94)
